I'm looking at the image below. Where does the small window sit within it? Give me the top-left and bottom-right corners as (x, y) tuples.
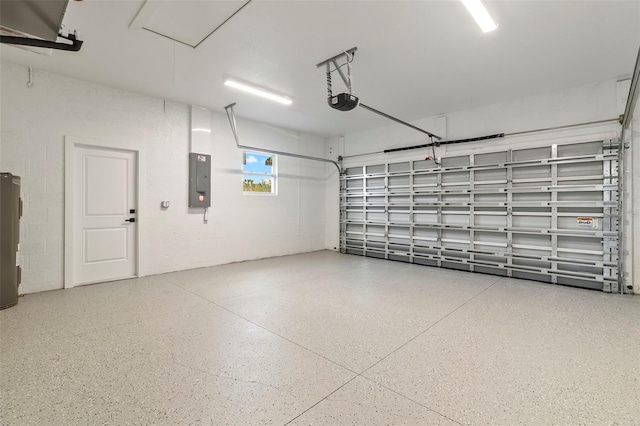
(242, 151), (277, 194)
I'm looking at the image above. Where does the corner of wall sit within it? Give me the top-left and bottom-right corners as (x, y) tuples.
(324, 136), (343, 251)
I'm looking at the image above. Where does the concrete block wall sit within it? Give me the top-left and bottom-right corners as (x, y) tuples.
(0, 62), (327, 294)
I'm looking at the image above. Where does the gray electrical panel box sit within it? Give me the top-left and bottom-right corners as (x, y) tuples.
(1, 173), (22, 310)
(189, 153), (211, 208)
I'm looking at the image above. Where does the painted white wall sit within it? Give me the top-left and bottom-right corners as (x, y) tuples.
(324, 135), (342, 251)
(339, 79), (620, 157)
(325, 79), (637, 293)
(190, 105), (212, 155)
(0, 62), (327, 294)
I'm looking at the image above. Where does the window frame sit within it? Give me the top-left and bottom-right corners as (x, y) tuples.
(241, 150), (278, 195)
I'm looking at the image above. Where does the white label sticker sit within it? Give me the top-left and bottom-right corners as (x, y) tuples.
(577, 217), (595, 228)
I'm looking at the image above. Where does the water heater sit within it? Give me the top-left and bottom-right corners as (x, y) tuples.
(0, 173), (22, 310)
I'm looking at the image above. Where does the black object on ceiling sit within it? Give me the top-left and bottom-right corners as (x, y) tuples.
(0, 0), (83, 52)
(1, 31), (83, 52)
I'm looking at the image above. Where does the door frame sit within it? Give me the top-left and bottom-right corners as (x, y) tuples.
(64, 136), (145, 289)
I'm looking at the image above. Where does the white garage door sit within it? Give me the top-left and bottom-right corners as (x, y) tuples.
(340, 138), (621, 292)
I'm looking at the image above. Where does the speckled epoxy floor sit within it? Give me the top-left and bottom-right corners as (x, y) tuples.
(1, 250), (639, 425)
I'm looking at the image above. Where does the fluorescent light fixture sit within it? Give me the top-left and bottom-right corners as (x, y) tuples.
(462, 0), (497, 33)
(224, 79), (292, 105)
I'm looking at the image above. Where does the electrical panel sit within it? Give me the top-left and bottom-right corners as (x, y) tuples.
(188, 153), (211, 208)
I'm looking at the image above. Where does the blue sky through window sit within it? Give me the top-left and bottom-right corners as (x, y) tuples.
(244, 153), (273, 174)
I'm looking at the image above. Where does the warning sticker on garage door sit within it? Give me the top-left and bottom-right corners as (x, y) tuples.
(577, 217), (596, 228)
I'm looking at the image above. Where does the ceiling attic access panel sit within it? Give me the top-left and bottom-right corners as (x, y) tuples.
(130, 0), (251, 48)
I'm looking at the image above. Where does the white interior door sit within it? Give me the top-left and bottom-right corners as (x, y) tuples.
(73, 145), (137, 286)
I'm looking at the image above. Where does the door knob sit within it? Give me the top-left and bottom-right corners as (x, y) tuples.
(125, 218), (136, 223)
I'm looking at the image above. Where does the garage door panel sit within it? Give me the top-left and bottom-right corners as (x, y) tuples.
(557, 192), (602, 202)
(388, 195), (408, 204)
(475, 266), (509, 276)
(413, 174), (437, 186)
(513, 233), (551, 246)
(513, 216), (551, 229)
(557, 263), (602, 276)
(389, 162), (410, 173)
(413, 228), (438, 240)
(475, 231), (506, 244)
(475, 182), (507, 190)
(441, 230), (469, 248)
(559, 179), (603, 188)
(557, 216), (601, 231)
(413, 257), (438, 267)
(346, 179), (363, 191)
(413, 160), (432, 171)
(414, 194), (438, 203)
(558, 235), (601, 250)
(512, 258), (551, 270)
(558, 161), (602, 177)
(442, 194), (470, 203)
(389, 211), (409, 223)
(513, 165), (551, 181)
(474, 214), (507, 227)
(366, 164), (385, 174)
(345, 166), (362, 176)
(414, 212), (437, 224)
(513, 146), (551, 161)
(558, 206), (601, 215)
(513, 206), (549, 214)
(388, 175), (409, 187)
(441, 261), (470, 271)
(512, 270), (548, 281)
(475, 193), (506, 203)
(347, 211), (364, 221)
(441, 156), (469, 167)
(365, 193), (384, 202)
(557, 276), (602, 290)
(475, 254), (507, 264)
(414, 246), (438, 256)
(558, 141), (602, 157)
(345, 223), (363, 233)
(475, 169), (506, 182)
(442, 171), (469, 184)
(512, 192), (552, 202)
(441, 213), (469, 226)
(558, 251), (603, 263)
(366, 241), (386, 250)
(476, 151), (508, 165)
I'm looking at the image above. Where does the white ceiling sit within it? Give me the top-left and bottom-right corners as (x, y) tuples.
(1, 0), (639, 137)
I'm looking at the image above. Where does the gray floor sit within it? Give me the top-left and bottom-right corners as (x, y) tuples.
(1, 251), (639, 425)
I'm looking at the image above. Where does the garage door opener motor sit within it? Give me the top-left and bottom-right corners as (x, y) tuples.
(317, 47), (441, 141)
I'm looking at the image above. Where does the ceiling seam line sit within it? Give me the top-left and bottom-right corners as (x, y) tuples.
(142, 27), (196, 48)
(193, 0), (253, 49)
